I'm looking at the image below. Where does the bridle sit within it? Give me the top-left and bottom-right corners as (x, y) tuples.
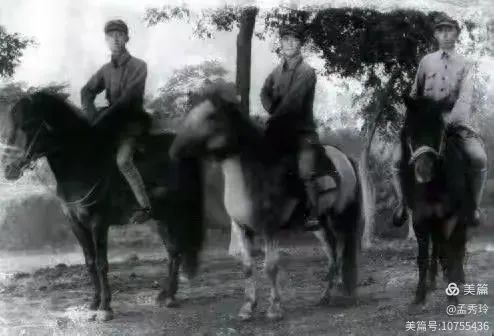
(407, 129), (446, 165)
(6, 119), (55, 173)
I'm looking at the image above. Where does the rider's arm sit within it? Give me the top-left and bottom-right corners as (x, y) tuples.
(409, 58), (425, 98)
(260, 71), (275, 114)
(270, 67), (316, 119)
(91, 61), (147, 126)
(81, 67), (105, 122)
(448, 62), (475, 125)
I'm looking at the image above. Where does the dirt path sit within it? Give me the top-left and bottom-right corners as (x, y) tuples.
(0, 230), (493, 336)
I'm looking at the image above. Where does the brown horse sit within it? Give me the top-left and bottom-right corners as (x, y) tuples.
(401, 95), (471, 306)
(169, 80), (366, 321)
(1, 91), (205, 321)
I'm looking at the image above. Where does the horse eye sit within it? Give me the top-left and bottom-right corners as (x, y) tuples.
(207, 113), (219, 121)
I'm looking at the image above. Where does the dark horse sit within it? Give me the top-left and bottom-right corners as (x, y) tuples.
(1, 91), (205, 321)
(401, 95), (470, 306)
(170, 80), (365, 321)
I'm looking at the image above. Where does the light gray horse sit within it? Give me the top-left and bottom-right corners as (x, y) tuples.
(170, 80), (366, 321)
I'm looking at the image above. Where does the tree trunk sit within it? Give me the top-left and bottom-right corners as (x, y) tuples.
(360, 70), (400, 248)
(235, 6), (258, 115)
(229, 6), (258, 257)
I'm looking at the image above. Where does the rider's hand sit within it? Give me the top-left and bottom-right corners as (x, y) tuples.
(444, 113), (464, 127)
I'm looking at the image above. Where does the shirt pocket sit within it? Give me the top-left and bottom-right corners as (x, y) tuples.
(424, 72), (436, 92)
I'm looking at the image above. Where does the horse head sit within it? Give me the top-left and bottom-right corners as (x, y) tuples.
(402, 95), (450, 184)
(169, 79), (248, 160)
(2, 91), (87, 180)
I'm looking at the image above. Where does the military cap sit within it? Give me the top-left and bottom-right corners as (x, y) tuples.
(279, 23), (306, 41)
(433, 13), (460, 32)
(104, 19), (129, 35)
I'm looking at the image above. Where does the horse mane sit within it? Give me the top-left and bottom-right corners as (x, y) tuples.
(190, 78), (266, 153)
(402, 96), (448, 142)
(224, 103), (265, 151)
(28, 90), (90, 132)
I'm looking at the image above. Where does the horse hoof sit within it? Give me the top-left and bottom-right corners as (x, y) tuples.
(156, 291), (178, 307)
(266, 302), (283, 321)
(413, 295), (426, 306)
(238, 302), (255, 321)
(87, 312), (97, 322)
(88, 304), (98, 311)
(96, 309), (114, 322)
(163, 297), (179, 308)
(238, 310), (253, 321)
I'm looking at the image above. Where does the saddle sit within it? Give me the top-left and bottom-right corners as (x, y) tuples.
(283, 145), (339, 201)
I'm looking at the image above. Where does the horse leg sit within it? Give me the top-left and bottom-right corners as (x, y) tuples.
(313, 228), (332, 280)
(454, 222), (467, 285)
(313, 223), (338, 305)
(233, 221), (256, 321)
(69, 219), (100, 311)
(413, 227), (430, 305)
(90, 215), (113, 321)
(264, 236), (283, 321)
(407, 213), (416, 241)
(429, 230), (439, 291)
(154, 220), (180, 307)
(341, 229), (359, 299)
(445, 221), (466, 305)
(157, 252), (181, 308)
(437, 238), (448, 284)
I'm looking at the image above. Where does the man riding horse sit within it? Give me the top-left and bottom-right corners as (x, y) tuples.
(81, 19), (152, 224)
(392, 13), (488, 230)
(261, 23), (327, 230)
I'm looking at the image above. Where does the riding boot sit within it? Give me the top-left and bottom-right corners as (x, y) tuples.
(466, 168), (487, 228)
(304, 178), (321, 230)
(120, 161), (153, 224)
(392, 166), (410, 227)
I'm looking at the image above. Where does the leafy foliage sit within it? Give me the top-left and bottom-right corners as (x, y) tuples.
(0, 26), (34, 78)
(145, 5), (241, 38)
(144, 5), (478, 139)
(147, 60), (228, 120)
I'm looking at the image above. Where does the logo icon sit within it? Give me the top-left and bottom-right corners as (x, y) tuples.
(445, 282), (460, 296)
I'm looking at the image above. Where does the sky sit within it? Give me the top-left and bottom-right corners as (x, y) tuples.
(0, 0), (491, 129)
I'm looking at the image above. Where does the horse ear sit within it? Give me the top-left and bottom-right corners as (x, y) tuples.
(402, 94), (414, 109)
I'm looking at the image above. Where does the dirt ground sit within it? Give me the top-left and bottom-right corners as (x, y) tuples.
(0, 224), (493, 336)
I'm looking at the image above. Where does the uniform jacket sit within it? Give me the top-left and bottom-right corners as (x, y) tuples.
(81, 50), (147, 126)
(260, 54), (317, 136)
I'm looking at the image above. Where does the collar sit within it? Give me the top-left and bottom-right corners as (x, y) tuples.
(282, 54), (303, 70)
(111, 50), (131, 68)
(439, 49), (456, 60)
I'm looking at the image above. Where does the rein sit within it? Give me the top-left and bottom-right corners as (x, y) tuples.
(407, 129), (446, 165)
(63, 179), (102, 208)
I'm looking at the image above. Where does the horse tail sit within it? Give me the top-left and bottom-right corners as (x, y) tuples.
(341, 156), (366, 296)
(349, 157), (369, 250)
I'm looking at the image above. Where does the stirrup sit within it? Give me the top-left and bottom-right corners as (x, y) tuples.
(466, 209), (481, 228)
(130, 207), (153, 224)
(303, 209), (321, 231)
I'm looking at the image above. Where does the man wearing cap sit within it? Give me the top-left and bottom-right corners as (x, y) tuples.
(392, 13), (488, 229)
(261, 24), (324, 229)
(81, 19), (153, 224)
